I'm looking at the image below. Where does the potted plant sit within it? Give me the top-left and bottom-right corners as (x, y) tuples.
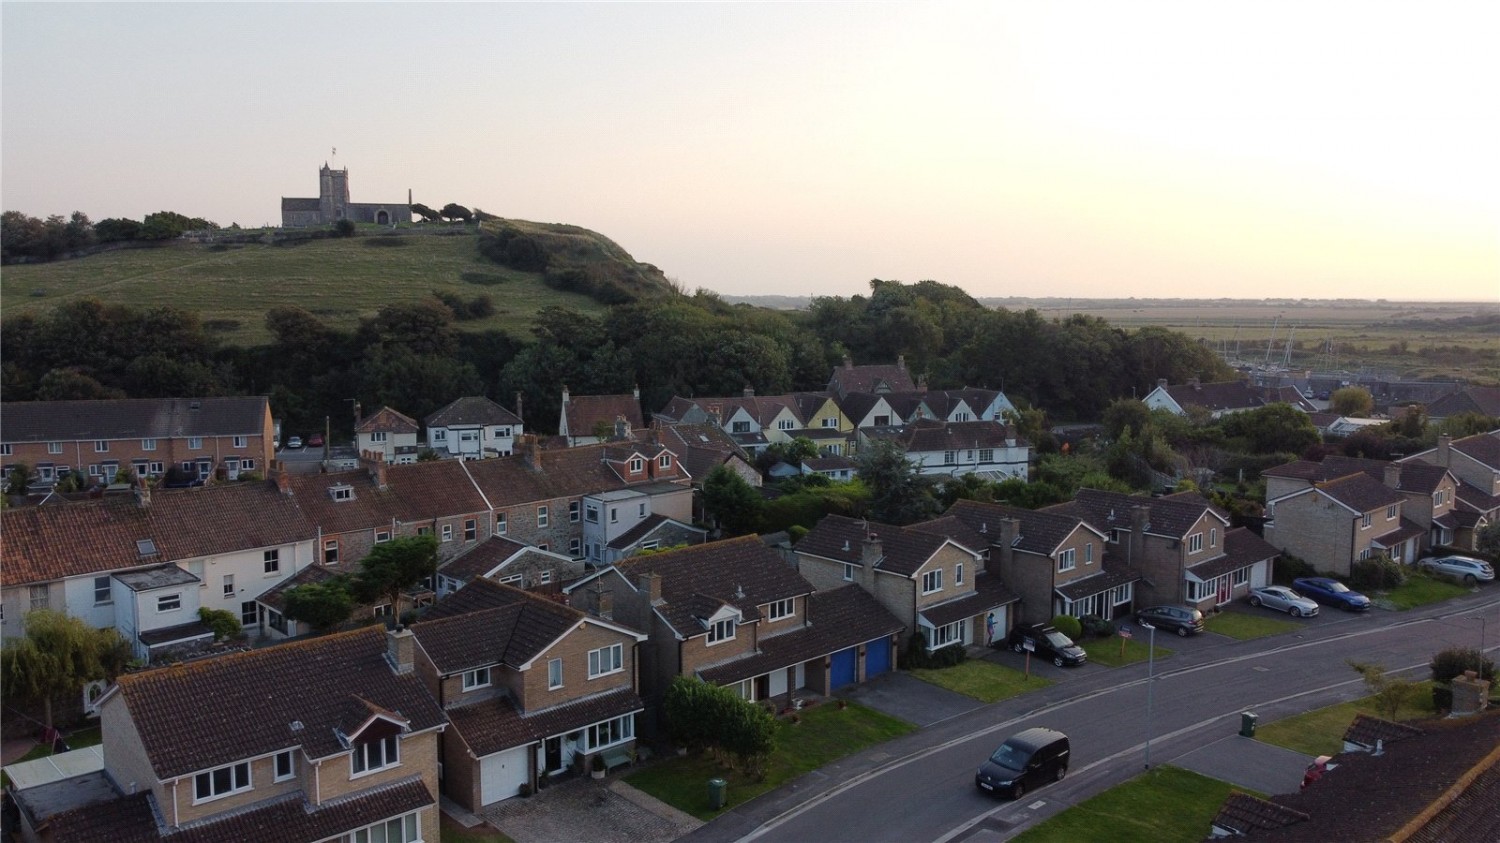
(591, 754), (606, 779)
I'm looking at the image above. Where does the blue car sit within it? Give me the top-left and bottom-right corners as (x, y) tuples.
(1292, 577), (1371, 612)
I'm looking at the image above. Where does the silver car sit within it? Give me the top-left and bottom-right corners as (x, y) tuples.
(1417, 555), (1495, 584)
(1248, 585), (1320, 618)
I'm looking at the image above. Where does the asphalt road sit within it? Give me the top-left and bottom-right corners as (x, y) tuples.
(692, 589), (1499, 843)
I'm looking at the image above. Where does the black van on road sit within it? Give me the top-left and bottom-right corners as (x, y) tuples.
(975, 727), (1071, 799)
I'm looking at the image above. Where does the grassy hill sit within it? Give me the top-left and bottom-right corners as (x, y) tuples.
(1, 220), (676, 346)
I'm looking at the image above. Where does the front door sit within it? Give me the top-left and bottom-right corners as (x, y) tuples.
(545, 736), (562, 773)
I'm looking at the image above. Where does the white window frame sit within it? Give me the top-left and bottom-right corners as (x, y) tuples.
(1057, 548), (1076, 572)
(548, 657), (563, 689)
(537, 506), (549, 528)
(1085, 542), (1094, 564)
(462, 666), (492, 691)
(928, 620), (964, 650)
(188, 437), (202, 450)
(842, 562), (855, 582)
(496, 512), (507, 534)
(141, 438), (156, 451)
(1361, 512), (1372, 529)
(629, 456), (644, 473)
(263, 549), (280, 575)
(585, 714), (635, 751)
(158, 593), (182, 613)
(324, 539), (340, 565)
(29, 584), (48, 611)
(659, 454), (672, 469)
(441, 524), (454, 542)
(1188, 533), (1204, 553)
(94, 576), (113, 606)
(48, 442), (63, 454)
(94, 440), (109, 453)
(193, 761), (250, 803)
(588, 643), (624, 678)
(331, 485), (354, 502)
(350, 812), (421, 843)
(464, 518), (477, 540)
(350, 734), (399, 777)
(375, 530), (392, 543)
(232, 435), (247, 448)
(767, 597), (794, 622)
(1232, 567), (1250, 586)
(922, 569), (943, 594)
(274, 750), (296, 782)
(569, 501), (581, 523)
(978, 448), (993, 462)
(955, 562), (965, 586)
(707, 618), (736, 644)
(223, 574), (235, 598)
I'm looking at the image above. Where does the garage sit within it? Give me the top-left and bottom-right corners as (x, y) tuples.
(480, 745), (530, 805)
(864, 637), (891, 679)
(829, 647), (857, 689)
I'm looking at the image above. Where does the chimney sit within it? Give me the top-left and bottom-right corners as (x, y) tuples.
(1383, 462), (1402, 490)
(632, 384), (640, 400)
(1157, 378), (1168, 389)
(514, 391), (524, 423)
(992, 517), (1019, 577)
(561, 385), (571, 407)
(1130, 505), (1149, 571)
(859, 527), (882, 592)
(637, 572), (663, 605)
(1188, 377), (1201, 390)
(354, 402), (363, 428)
(614, 415), (632, 441)
(522, 434), (543, 471)
(843, 354), (853, 370)
(386, 625), (415, 675)
(897, 354), (906, 371)
(134, 475), (152, 509)
(1437, 434), (1451, 467)
(1450, 670), (1491, 716)
(273, 460), (291, 495)
(743, 384), (755, 398)
(362, 450), (388, 490)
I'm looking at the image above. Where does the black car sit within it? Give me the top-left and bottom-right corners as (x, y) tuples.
(1134, 605), (1206, 637)
(1008, 623), (1087, 667)
(976, 727), (1071, 799)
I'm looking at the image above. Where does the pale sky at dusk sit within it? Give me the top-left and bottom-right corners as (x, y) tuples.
(3, 2), (1496, 302)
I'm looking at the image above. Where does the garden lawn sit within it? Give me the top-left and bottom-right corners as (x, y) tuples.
(1255, 681), (1436, 757)
(624, 701), (914, 821)
(1205, 611), (1300, 640)
(908, 659), (1053, 701)
(1376, 575), (1470, 611)
(1011, 766), (1250, 843)
(1080, 635), (1170, 667)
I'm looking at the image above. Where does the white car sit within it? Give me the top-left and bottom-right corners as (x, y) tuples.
(285, 436), (303, 450)
(1248, 585), (1320, 618)
(1418, 555), (1495, 584)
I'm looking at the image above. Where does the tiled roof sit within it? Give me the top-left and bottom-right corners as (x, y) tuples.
(425, 395), (522, 428)
(803, 456), (856, 471)
(355, 406), (420, 434)
(901, 420), (1022, 452)
(615, 536), (814, 638)
(834, 393), (887, 425)
(698, 585), (904, 685)
(1342, 713), (1423, 747)
(48, 776), (434, 843)
(1455, 480), (1500, 516)
(1390, 462), (1450, 495)
(447, 687), (642, 757)
(1212, 791), (1310, 836)
(827, 360), (915, 396)
(1312, 473), (1404, 513)
(255, 563), (339, 611)
(281, 197), (321, 212)
(720, 395), (803, 427)
(1188, 528), (1279, 581)
(463, 443), (666, 508)
(905, 515), (990, 556)
(1, 396), (269, 442)
(796, 515), (960, 578)
(1062, 488), (1227, 539)
(286, 459), (488, 536)
(653, 396), (710, 425)
(411, 581), (582, 674)
(876, 392), (929, 422)
(439, 535), (534, 583)
(1425, 387), (1500, 419)
(945, 499), (1090, 557)
(1450, 430), (1500, 469)
(563, 393), (644, 438)
(1, 482), (316, 588)
(1373, 520), (1425, 547)
(918, 575), (1018, 628)
(1160, 379), (1265, 413)
(788, 391), (838, 421)
(1053, 562), (1141, 601)
(114, 626), (445, 780)
(606, 513), (702, 550)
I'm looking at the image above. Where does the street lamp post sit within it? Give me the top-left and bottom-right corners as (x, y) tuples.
(1466, 615), (1487, 658)
(1141, 620), (1157, 770)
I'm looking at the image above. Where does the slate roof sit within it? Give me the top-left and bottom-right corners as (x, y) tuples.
(900, 419), (1022, 452)
(355, 406), (420, 434)
(1305, 473), (1404, 513)
(446, 687), (643, 758)
(1158, 379), (1266, 413)
(720, 395), (803, 427)
(1450, 430), (1500, 469)
(1062, 488), (1227, 539)
(835, 392), (891, 426)
(48, 775), (433, 843)
(1187, 528), (1279, 581)
(286, 459), (489, 536)
(945, 499), (1093, 557)
(789, 391), (840, 422)
(1, 396), (269, 442)
(1053, 562), (1141, 601)
(905, 515), (989, 556)
(1425, 386), (1500, 419)
(827, 359), (915, 397)
(697, 585), (905, 685)
(464, 442), (674, 509)
(1456, 481), (1500, 516)
(1373, 520), (1425, 547)
(113, 626), (445, 780)
(411, 582), (583, 675)
(796, 515), (966, 578)
(280, 196), (322, 212)
(614, 536), (814, 638)
(1342, 713), (1424, 747)
(0, 482), (316, 588)
(438, 535), (535, 583)
(425, 396), (522, 428)
(562, 392), (644, 438)
(1390, 461), (1451, 495)
(653, 396), (710, 425)
(606, 513), (704, 551)
(918, 575), (1019, 628)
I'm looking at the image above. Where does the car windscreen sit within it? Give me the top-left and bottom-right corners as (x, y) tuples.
(1327, 582), (1349, 593)
(989, 743), (1026, 771)
(1044, 631), (1074, 648)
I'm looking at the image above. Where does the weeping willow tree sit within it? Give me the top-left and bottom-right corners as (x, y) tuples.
(2, 610), (130, 730)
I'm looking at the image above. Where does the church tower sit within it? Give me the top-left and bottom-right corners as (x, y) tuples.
(318, 163), (351, 221)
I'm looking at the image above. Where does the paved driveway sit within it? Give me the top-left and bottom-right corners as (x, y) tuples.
(478, 777), (701, 843)
(837, 670), (982, 727)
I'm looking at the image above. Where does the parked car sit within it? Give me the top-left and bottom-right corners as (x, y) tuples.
(1292, 577), (1371, 611)
(285, 436), (303, 450)
(1417, 555), (1495, 584)
(1248, 585), (1319, 618)
(307, 433), (325, 448)
(1008, 623), (1087, 667)
(1134, 605), (1205, 637)
(976, 727), (1071, 799)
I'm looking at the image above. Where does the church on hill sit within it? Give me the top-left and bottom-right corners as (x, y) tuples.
(281, 163), (412, 227)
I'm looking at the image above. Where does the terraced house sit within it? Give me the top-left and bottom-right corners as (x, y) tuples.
(1403, 431), (1500, 552)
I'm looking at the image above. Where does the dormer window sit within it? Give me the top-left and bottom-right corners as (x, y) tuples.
(194, 761), (250, 803)
(629, 457), (644, 473)
(707, 618), (736, 644)
(351, 734), (399, 776)
(767, 598), (794, 621)
(462, 667), (492, 690)
(659, 454), (672, 470)
(330, 484), (354, 502)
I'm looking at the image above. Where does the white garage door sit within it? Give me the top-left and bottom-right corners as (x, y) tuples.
(480, 745), (530, 805)
(768, 668), (788, 698)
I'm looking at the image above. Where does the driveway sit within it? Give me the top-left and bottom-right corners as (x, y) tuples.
(837, 670), (982, 727)
(477, 776), (701, 843)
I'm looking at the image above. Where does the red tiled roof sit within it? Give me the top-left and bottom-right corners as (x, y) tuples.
(827, 360), (915, 397)
(286, 459), (488, 536)
(463, 443), (665, 509)
(562, 393), (643, 438)
(355, 406), (420, 434)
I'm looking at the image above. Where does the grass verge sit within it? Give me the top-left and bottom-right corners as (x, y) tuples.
(1080, 635), (1171, 667)
(908, 659), (1054, 701)
(1011, 765), (1252, 843)
(1205, 611), (1301, 640)
(624, 701), (915, 821)
(1255, 680), (1437, 757)
(1376, 574), (1471, 611)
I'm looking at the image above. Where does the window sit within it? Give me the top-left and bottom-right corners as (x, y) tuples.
(539, 570), (552, 584)
(432, 429), (447, 442)
(263, 549), (280, 575)
(707, 618), (736, 644)
(922, 569), (943, 594)
(495, 513), (507, 534)
(417, 526), (432, 537)
(978, 448), (993, 462)
(274, 750), (296, 782)
(1358, 547), (1373, 561)
(241, 601), (258, 626)
(585, 504), (599, 523)
(955, 562), (965, 586)
(48, 442), (62, 454)
(585, 714), (634, 750)
(659, 454), (672, 469)
(537, 506), (548, 528)
(569, 502), (580, 523)
(610, 507), (618, 524)
(369, 431), (388, 443)
(777, 419), (795, 430)
(324, 539), (340, 565)
(1387, 504), (1398, 519)
(462, 667), (492, 690)
(88, 464), (101, 477)
(94, 440), (109, 453)
(375, 530), (391, 543)
(569, 538), (581, 556)
(822, 417), (838, 428)
(548, 658), (563, 689)
(331, 485), (354, 502)
(843, 563), (855, 582)
(767, 598), (794, 621)
(193, 761), (250, 802)
(188, 437), (202, 450)
(1361, 513), (1372, 529)
(149, 461), (164, 475)
(731, 421), (751, 433)
(157, 593), (181, 612)
(1085, 543), (1093, 564)
(943, 450), (957, 465)
(638, 502), (646, 517)
(372, 604), (392, 618)
(93, 576), (112, 606)
(350, 812), (422, 843)
(1232, 567), (1250, 586)
(1188, 533), (1204, 553)
(268, 609), (288, 634)
(873, 414), (891, 426)
(464, 518), (477, 540)
(1057, 548), (1076, 572)
(351, 734), (399, 776)
(232, 436), (247, 448)
(499, 573), (523, 586)
(589, 643), (623, 678)
(1210, 528), (1218, 548)
(629, 456), (644, 473)
(187, 559), (205, 583)
(441, 524), (453, 542)
(223, 575), (235, 598)
(956, 412), (972, 422)
(929, 620), (964, 649)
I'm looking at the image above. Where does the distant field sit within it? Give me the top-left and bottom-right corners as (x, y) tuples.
(1, 233), (609, 345)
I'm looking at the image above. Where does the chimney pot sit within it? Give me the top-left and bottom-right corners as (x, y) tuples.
(386, 626), (415, 675)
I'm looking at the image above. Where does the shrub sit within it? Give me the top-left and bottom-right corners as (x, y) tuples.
(1274, 553), (1318, 584)
(197, 607), (242, 642)
(1050, 615), (1083, 640)
(333, 218), (356, 237)
(1349, 554), (1405, 591)
(1429, 646), (1496, 710)
(1080, 614), (1114, 638)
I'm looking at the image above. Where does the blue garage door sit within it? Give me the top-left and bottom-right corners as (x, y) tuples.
(830, 648), (858, 689)
(864, 638), (891, 678)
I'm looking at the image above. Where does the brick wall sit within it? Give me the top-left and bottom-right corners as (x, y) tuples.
(315, 729), (440, 808)
(1267, 494), (1358, 576)
(1003, 551), (1057, 624)
(171, 752), (303, 825)
(441, 728), (481, 811)
(913, 546), (976, 611)
(519, 624), (636, 710)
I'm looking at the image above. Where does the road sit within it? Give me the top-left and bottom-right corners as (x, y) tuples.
(694, 590), (1499, 843)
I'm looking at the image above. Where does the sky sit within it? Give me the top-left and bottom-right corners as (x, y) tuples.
(3, 2), (1497, 302)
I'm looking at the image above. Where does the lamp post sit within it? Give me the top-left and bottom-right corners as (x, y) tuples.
(1466, 615), (1487, 657)
(1141, 620), (1157, 770)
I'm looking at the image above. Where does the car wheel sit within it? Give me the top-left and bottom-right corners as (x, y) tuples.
(1012, 783), (1025, 799)
(1289, 607), (1302, 618)
(1012, 642), (1024, 653)
(1175, 626), (1189, 637)
(1465, 574), (1477, 585)
(1053, 656), (1065, 667)
(1055, 765), (1067, 782)
(1249, 596), (1262, 607)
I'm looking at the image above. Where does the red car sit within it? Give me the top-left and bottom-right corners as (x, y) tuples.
(307, 434), (325, 448)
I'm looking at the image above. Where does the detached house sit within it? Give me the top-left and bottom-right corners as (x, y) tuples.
(1403, 432), (1500, 552)
(425, 396), (524, 460)
(354, 406), (421, 465)
(898, 419), (1030, 480)
(49, 626), (447, 842)
(1142, 378), (1275, 418)
(411, 579), (647, 808)
(1264, 472), (1414, 575)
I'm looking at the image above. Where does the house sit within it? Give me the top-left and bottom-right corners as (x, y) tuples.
(653, 422), (761, 489)
(1142, 378), (1276, 418)
(943, 500), (1137, 624)
(0, 396), (275, 486)
(410, 579), (647, 808)
(837, 392), (902, 431)
(569, 536), (904, 727)
(1263, 473), (1414, 575)
(424, 395), (524, 460)
(795, 514), (1017, 650)
(47, 626), (447, 842)
(559, 386), (644, 446)
(436, 535), (583, 597)
(906, 387), (1016, 423)
(1263, 455), (1452, 558)
(1403, 431), (1500, 552)
(897, 419), (1030, 480)
(579, 451), (697, 567)
(718, 391), (804, 452)
(827, 355), (916, 399)
(1422, 386), (1500, 421)
(801, 455), (857, 481)
(0, 480), (316, 649)
(354, 405), (421, 465)
(1050, 489), (1275, 612)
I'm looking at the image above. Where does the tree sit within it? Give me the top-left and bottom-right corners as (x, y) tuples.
(1330, 386), (1374, 417)
(857, 439), (938, 525)
(333, 218), (356, 237)
(35, 368), (125, 401)
(1, 610), (129, 729)
(283, 578), (355, 633)
(439, 203), (473, 222)
(661, 676), (777, 777)
(1385, 404), (1428, 439)
(1476, 522), (1500, 559)
(1217, 403), (1320, 455)
(1347, 659), (1419, 719)
(6, 463), (35, 496)
(761, 437), (819, 472)
(410, 203), (442, 223)
(1102, 398), (1152, 440)
(94, 217), (143, 243)
(702, 465), (764, 537)
(354, 535), (439, 615)
(197, 607), (242, 641)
